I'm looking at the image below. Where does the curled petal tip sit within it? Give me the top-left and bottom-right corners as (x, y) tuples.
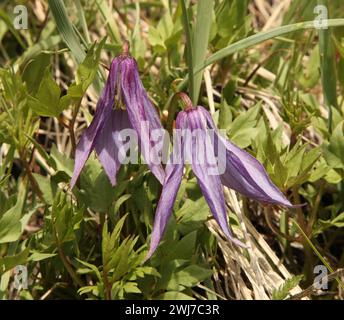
(289, 202), (307, 209)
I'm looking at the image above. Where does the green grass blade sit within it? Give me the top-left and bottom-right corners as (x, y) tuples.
(172, 18), (344, 105)
(75, 0), (91, 44)
(48, 0), (86, 63)
(192, 0), (213, 104)
(95, 0), (121, 44)
(317, 0), (338, 133)
(194, 18), (344, 75)
(181, 0), (194, 100)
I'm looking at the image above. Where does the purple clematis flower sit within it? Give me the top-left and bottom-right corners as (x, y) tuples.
(146, 93), (296, 260)
(71, 43), (165, 188)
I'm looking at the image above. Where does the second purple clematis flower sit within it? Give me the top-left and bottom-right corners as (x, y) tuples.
(146, 93), (296, 260)
(71, 42), (165, 188)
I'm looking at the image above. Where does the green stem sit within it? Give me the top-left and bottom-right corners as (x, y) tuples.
(180, 0), (194, 100)
(69, 99), (82, 158)
(52, 207), (84, 288)
(292, 219), (344, 290)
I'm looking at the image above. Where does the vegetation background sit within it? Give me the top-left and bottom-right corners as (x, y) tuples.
(0, 0), (343, 300)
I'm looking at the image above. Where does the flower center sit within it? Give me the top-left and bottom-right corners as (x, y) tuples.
(113, 73), (126, 111)
(113, 40), (131, 110)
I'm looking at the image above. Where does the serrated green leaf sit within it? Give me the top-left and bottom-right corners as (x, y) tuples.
(272, 275), (303, 300)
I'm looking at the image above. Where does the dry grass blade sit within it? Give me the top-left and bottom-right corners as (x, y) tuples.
(207, 188), (307, 300)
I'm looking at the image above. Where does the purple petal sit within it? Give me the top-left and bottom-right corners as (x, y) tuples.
(187, 109), (246, 247)
(139, 80), (163, 131)
(199, 106), (295, 207)
(120, 57), (166, 185)
(144, 162), (183, 261)
(144, 112), (187, 260)
(70, 58), (119, 188)
(94, 109), (130, 186)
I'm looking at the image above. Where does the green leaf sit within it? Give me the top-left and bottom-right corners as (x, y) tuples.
(134, 266), (160, 279)
(0, 247), (30, 274)
(101, 215), (139, 284)
(76, 258), (102, 281)
(59, 38), (106, 110)
(114, 194), (132, 215)
(148, 9), (182, 54)
(52, 191), (81, 244)
(272, 275), (304, 300)
(122, 282), (141, 294)
(148, 27), (166, 53)
(32, 173), (57, 205)
(175, 199), (209, 235)
(50, 144), (74, 177)
(110, 239), (131, 282)
(308, 158), (330, 182)
(29, 252), (57, 262)
(0, 181), (29, 244)
(332, 212), (344, 227)
(318, 212), (344, 231)
(325, 168), (342, 184)
(227, 103), (261, 148)
(102, 215), (128, 268)
(74, 156), (117, 212)
(78, 285), (98, 296)
(216, 0), (249, 39)
(298, 45), (320, 88)
(218, 99), (232, 130)
(327, 121), (344, 166)
(22, 53), (51, 94)
(0, 208), (36, 244)
(169, 231), (198, 262)
(289, 147), (322, 186)
(27, 67), (62, 117)
(166, 265), (213, 291)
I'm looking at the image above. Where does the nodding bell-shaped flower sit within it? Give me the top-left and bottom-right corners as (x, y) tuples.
(71, 42), (165, 188)
(146, 93), (297, 260)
